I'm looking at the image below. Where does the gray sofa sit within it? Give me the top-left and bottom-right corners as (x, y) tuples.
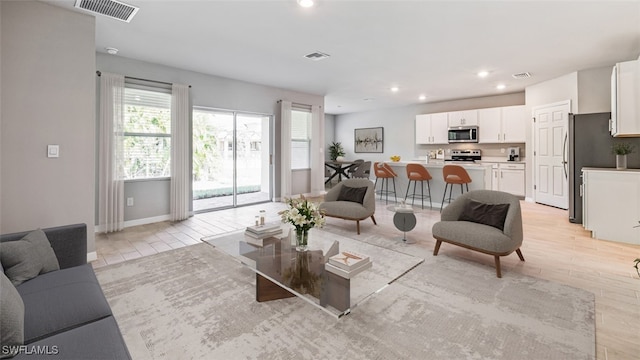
(0, 224), (131, 359)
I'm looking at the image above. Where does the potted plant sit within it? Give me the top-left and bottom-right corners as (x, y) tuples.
(328, 141), (345, 161)
(612, 142), (635, 170)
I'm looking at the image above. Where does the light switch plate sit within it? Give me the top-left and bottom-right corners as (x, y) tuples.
(47, 145), (59, 158)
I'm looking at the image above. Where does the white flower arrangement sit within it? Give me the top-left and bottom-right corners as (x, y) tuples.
(279, 195), (325, 232)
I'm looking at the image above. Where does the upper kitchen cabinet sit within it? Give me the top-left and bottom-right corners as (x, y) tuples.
(448, 110), (478, 127)
(478, 105), (526, 143)
(415, 113), (448, 144)
(611, 58), (640, 137)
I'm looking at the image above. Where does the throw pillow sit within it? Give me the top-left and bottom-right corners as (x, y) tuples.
(337, 186), (368, 204)
(0, 271), (24, 358)
(0, 229), (60, 286)
(459, 199), (510, 231)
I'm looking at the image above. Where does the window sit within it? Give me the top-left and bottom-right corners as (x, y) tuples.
(291, 109), (311, 169)
(123, 86), (172, 179)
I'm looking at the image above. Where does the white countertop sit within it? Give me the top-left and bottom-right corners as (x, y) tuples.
(582, 167), (640, 173)
(385, 160), (492, 169)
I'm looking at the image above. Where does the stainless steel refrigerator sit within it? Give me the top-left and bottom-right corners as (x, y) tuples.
(568, 112), (640, 223)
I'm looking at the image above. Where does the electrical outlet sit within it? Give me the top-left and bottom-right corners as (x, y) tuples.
(500, 148), (506, 154)
(127, 197), (134, 207)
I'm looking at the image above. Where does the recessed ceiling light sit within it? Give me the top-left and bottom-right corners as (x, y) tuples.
(477, 71), (489, 78)
(419, 95), (427, 101)
(105, 47), (119, 55)
(297, 0), (314, 8)
(496, 84), (506, 90)
(390, 86), (399, 93)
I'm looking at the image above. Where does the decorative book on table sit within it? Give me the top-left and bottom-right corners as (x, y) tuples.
(244, 236), (279, 247)
(244, 223), (282, 245)
(328, 251), (371, 271)
(324, 261), (372, 279)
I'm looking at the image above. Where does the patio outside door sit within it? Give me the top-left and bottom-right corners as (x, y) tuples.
(193, 107), (272, 212)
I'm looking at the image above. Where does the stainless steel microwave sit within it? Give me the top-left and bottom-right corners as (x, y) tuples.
(448, 126), (478, 143)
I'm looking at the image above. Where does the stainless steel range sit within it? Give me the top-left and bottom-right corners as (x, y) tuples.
(446, 149), (482, 163)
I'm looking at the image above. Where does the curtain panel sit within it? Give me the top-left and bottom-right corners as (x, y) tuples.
(98, 72), (125, 233)
(170, 84), (191, 221)
(279, 100), (293, 199)
(310, 104), (325, 196)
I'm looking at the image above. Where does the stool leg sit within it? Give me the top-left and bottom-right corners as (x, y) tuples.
(460, 184), (464, 195)
(411, 180), (417, 206)
(448, 183), (453, 203)
(404, 180), (411, 202)
(466, 183), (469, 192)
(440, 183), (448, 212)
(419, 180), (424, 209)
(427, 180), (432, 210)
(392, 177), (397, 204)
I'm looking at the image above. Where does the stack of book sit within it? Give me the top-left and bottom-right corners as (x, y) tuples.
(244, 223), (282, 246)
(325, 251), (372, 279)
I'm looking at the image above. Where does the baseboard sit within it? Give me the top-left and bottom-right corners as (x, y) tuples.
(124, 215), (172, 228)
(87, 251), (97, 262)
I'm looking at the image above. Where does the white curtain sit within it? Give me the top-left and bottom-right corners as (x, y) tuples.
(98, 72), (125, 233)
(170, 84), (191, 221)
(309, 104), (325, 196)
(280, 100), (293, 200)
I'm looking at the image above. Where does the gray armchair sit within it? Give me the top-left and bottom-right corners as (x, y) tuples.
(320, 178), (377, 234)
(431, 190), (524, 278)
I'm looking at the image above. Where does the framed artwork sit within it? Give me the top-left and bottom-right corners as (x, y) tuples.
(354, 127), (384, 153)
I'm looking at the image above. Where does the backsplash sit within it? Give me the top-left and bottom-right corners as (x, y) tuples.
(416, 143), (526, 160)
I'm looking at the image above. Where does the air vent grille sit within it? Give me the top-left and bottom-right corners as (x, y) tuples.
(74, 0), (139, 23)
(512, 72), (532, 79)
(304, 52), (330, 61)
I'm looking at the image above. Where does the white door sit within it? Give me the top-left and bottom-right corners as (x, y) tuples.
(533, 101), (570, 209)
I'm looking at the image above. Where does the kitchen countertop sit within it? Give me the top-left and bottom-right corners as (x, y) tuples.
(386, 160), (492, 169)
(582, 167), (640, 173)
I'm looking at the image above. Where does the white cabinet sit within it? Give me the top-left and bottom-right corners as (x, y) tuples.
(485, 162), (525, 196)
(478, 106), (526, 143)
(611, 59), (640, 137)
(498, 163), (525, 196)
(415, 113), (448, 145)
(583, 169), (640, 245)
(448, 110), (478, 127)
(501, 106), (527, 143)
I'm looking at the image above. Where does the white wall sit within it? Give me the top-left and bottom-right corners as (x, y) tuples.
(1, 2), (96, 251)
(577, 66), (612, 114)
(96, 53), (324, 221)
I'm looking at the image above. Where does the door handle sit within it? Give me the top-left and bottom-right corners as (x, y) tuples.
(562, 133), (568, 179)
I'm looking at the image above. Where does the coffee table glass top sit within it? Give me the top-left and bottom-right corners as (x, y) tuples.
(203, 225), (424, 318)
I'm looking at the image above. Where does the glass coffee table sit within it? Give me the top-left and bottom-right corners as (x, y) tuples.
(203, 225), (423, 318)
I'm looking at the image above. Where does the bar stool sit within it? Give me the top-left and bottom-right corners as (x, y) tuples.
(440, 165), (472, 212)
(404, 164), (432, 209)
(373, 162), (397, 204)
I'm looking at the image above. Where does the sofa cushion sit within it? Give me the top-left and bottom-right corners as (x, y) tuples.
(320, 201), (372, 220)
(0, 229), (60, 286)
(337, 185), (367, 204)
(0, 272), (24, 359)
(459, 199), (510, 231)
(17, 264), (112, 344)
(12, 316), (131, 360)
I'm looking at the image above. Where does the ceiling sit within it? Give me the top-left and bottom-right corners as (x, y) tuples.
(44, 0), (640, 115)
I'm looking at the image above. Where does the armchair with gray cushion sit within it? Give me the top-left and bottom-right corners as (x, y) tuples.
(431, 190), (524, 278)
(319, 178), (377, 234)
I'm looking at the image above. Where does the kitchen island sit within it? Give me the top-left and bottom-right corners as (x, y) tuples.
(383, 160), (492, 208)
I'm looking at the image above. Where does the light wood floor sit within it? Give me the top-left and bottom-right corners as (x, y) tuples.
(94, 198), (640, 360)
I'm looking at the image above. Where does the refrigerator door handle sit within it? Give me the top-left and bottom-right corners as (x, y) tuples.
(562, 133), (568, 179)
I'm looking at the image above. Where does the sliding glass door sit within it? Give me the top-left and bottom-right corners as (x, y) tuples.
(192, 107), (272, 212)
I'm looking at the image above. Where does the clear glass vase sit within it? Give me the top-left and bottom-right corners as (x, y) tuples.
(616, 154), (627, 170)
(295, 228), (308, 252)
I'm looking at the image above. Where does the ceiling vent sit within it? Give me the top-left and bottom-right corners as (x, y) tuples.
(304, 52), (330, 61)
(512, 72), (532, 79)
(74, 0), (139, 23)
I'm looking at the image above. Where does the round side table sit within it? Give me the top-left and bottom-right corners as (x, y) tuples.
(393, 206), (416, 244)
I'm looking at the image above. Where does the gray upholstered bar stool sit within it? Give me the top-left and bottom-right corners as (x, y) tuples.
(404, 163), (432, 209)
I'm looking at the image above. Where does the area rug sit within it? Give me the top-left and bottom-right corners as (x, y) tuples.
(95, 241), (595, 359)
